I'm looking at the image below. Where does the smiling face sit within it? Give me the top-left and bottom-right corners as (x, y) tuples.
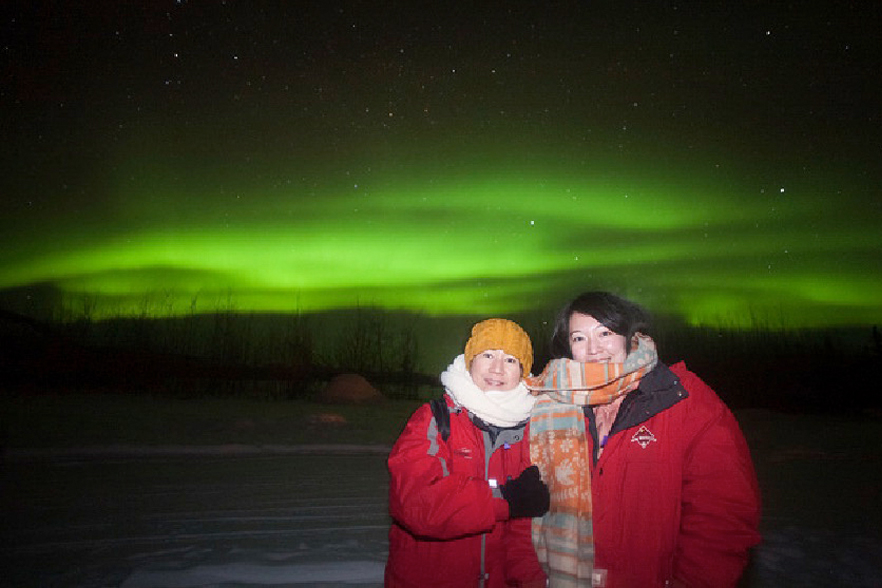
(468, 349), (523, 392)
(568, 312), (629, 363)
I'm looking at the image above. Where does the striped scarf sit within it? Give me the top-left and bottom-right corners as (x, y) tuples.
(525, 335), (658, 587)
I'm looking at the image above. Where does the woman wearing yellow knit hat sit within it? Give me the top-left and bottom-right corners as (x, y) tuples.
(385, 318), (549, 588)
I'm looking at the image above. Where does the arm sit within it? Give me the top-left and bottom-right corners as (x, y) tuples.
(504, 505), (547, 586)
(504, 427), (548, 587)
(388, 403), (509, 540)
(673, 371), (762, 587)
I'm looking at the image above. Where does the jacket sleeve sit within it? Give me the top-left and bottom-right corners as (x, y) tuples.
(504, 516), (547, 586)
(504, 427), (547, 585)
(387, 403), (509, 540)
(672, 366), (762, 588)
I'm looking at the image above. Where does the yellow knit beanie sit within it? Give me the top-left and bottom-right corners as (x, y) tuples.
(464, 318), (533, 375)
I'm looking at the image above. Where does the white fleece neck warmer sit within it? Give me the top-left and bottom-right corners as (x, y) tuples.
(440, 354), (536, 427)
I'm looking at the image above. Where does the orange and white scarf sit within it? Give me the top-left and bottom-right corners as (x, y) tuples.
(525, 334), (658, 587)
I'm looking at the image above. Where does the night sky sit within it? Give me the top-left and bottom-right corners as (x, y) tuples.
(2, 2), (880, 329)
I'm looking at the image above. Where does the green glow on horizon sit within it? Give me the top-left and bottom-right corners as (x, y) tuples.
(1, 162), (880, 329)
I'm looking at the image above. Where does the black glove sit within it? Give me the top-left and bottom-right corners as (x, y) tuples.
(500, 465), (550, 518)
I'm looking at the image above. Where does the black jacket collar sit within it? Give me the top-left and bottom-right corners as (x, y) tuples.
(583, 362), (688, 459)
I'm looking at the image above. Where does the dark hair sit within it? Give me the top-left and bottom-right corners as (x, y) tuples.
(550, 291), (651, 359)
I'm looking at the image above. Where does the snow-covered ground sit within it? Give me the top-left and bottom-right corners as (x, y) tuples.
(2, 451), (391, 587)
(2, 409), (880, 587)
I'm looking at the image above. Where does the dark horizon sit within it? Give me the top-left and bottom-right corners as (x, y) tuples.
(3, 298), (880, 417)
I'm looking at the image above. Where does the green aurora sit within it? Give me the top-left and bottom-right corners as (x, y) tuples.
(1, 151), (879, 329)
(1, 3), (880, 330)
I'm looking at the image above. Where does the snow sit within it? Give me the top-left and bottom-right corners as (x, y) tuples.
(2, 409), (881, 587)
(122, 561), (384, 587)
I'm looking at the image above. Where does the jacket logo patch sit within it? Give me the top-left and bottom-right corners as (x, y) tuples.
(454, 448), (473, 459)
(630, 426), (657, 449)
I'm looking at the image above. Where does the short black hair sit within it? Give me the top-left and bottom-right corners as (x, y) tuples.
(550, 291), (651, 359)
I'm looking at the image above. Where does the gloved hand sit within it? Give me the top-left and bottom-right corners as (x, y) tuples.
(500, 465), (550, 518)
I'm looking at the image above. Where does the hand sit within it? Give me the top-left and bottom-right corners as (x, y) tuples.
(501, 465), (550, 519)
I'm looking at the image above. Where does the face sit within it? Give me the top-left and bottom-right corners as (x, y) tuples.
(469, 349), (522, 392)
(568, 312), (629, 363)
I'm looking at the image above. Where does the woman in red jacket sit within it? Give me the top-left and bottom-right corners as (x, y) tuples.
(386, 318), (549, 588)
(527, 292), (761, 588)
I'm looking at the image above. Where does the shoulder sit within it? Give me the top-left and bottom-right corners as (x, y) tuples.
(410, 400), (436, 422)
(634, 361), (728, 427)
(664, 362), (746, 441)
(390, 397), (456, 455)
(405, 396), (473, 434)
(396, 398), (449, 439)
(668, 362), (727, 410)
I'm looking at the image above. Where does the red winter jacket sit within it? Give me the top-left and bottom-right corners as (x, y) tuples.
(587, 362), (761, 588)
(385, 396), (546, 588)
